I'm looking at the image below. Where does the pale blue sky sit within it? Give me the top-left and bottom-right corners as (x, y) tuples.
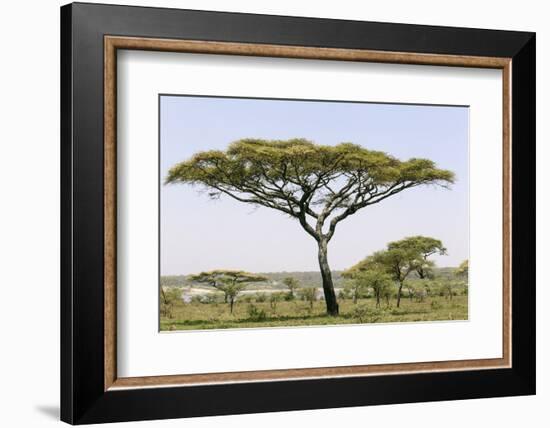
(160, 95), (468, 275)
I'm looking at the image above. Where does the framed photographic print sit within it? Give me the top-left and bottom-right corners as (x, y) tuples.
(61, 2), (535, 424)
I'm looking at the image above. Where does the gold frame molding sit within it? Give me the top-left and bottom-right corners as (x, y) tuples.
(104, 36), (512, 391)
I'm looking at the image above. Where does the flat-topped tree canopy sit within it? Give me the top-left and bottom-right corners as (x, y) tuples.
(387, 236), (447, 258)
(166, 138), (454, 241)
(387, 236), (447, 279)
(342, 252), (389, 278)
(187, 270), (268, 314)
(456, 259), (469, 277)
(168, 139), (454, 316)
(187, 270), (268, 286)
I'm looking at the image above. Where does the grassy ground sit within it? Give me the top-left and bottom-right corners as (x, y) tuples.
(160, 295), (468, 331)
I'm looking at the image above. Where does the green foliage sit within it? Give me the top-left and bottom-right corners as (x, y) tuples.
(350, 305), (383, 323)
(298, 287), (318, 308)
(343, 263), (393, 306)
(388, 236), (446, 256)
(171, 274), (450, 294)
(370, 249), (417, 283)
(431, 279), (464, 299)
(166, 138), (454, 248)
(269, 292), (286, 309)
(455, 259), (469, 278)
(160, 287), (181, 319)
(246, 304), (267, 322)
(283, 292), (295, 302)
(188, 270), (268, 287)
(282, 277), (299, 300)
(218, 281), (244, 300)
(255, 292), (267, 303)
(342, 280), (365, 304)
(405, 278), (431, 301)
(338, 289), (349, 300)
(388, 236), (446, 279)
(161, 271), (364, 290)
(414, 259), (436, 280)
(351, 304), (370, 323)
(346, 235), (449, 307)
(166, 139), (455, 198)
(187, 270), (268, 313)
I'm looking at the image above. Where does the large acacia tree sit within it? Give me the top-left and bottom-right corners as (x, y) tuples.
(167, 139), (454, 316)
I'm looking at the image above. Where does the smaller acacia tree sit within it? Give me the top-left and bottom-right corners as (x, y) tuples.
(343, 261), (393, 307)
(456, 259), (469, 279)
(365, 271), (393, 308)
(436, 279), (461, 300)
(160, 287), (181, 319)
(350, 236), (447, 308)
(188, 270), (267, 314)
(341, 268), (365, 304)
(269, 292), (285, 310)
(342, 277), (367, 304)
(455, 259), (469, 296)
(370, 249), (416, 308)
(389, 236), (447, 279)
(387, 236), (447, 306)
(282, 277), (299, 300)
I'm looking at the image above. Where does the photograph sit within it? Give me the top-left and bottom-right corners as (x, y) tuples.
(159, 95), (469, 331)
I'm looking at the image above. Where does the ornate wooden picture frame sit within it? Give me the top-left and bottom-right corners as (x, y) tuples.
(61, 2), (535, 424)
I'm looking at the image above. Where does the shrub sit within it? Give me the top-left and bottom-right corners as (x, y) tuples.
(160, 287), (181, 319)
(255, 292), (267, 303)
(269, 292), (285, 309)
(247, 304), (267, 321)
(284, 291), (295, 301)
(352, 305), (381, 323)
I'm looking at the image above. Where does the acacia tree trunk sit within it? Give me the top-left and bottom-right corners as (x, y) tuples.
(229, 297), (235, 314)
(318, 239), (339, 316)
(396, 282), (404, 308)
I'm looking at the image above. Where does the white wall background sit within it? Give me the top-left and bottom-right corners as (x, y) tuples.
(0, 1), (546, 427)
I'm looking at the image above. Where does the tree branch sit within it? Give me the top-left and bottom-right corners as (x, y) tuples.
(325, 181), (418, 241)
